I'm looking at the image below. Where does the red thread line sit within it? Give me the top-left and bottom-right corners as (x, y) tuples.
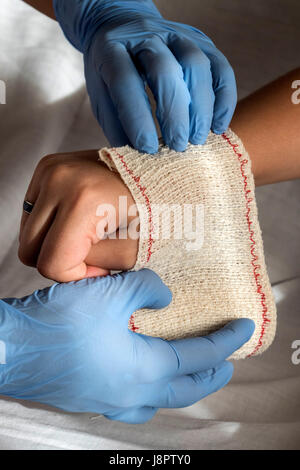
(109, 149), (155, 332)
(129, 314), (139, 333)
(221, 133), (270, 357)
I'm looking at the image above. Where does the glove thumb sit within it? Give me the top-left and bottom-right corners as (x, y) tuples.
(109, 269), (172, 326)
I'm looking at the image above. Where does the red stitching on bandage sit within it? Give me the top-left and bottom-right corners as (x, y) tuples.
(222, 133), (270, 357)
(110, 149), (154, 264)
(108, 149), (155, 333)
(129, 314), (139, 332)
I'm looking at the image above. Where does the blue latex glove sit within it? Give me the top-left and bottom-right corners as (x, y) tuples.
(0, 269), (254, 424)
(53, 0), (237, 153)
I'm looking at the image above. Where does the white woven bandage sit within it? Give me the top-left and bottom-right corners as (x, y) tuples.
(98, 129), (276, 359)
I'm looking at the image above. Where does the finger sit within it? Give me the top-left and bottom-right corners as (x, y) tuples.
(85, 232), (138, 272)
(98, 41), (159, 153)
(18, 193), (57, 267)
(125, 269), (173, 311)
(168, 35), (214, 144)
(206, 50), (237, 134)
(40, 267), (171, 325)
(19, 172), (42, 242)
(131, 35), (190, 152)
(84, 53), (132, 148)
(148, 361), (233, 408)
(103, 269), (172, 327)
(140, 318), (255, 383)
(168, 318), (255, 377)
(36, 203), (109, 282)
(104, 406), (158, 424)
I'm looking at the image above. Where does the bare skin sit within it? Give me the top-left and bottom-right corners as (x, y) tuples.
(18, 69), (300, 282)
(22, 1), (56, 20)
(231, 68), (300, 186)
(19, 152), (139, 282)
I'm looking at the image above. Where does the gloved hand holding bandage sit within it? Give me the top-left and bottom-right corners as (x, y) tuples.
(0, 269), (254, 423)
(53, 0), (237, 153)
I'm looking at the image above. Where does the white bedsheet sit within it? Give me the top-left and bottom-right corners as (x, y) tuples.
(0, 0), (299, 450)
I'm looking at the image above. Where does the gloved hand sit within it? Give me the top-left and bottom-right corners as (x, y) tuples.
(53, 0), (237, 153)
(0, 269), (254, 423)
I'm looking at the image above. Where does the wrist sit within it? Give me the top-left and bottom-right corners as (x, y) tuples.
(53, 0), (162, 53)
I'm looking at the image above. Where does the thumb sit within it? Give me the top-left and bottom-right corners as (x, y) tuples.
(108, 269), (172, 324)
(66, 269), (172, 328)
(130, 269), (173, 311)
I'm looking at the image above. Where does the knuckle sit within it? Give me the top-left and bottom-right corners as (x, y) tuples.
(38, 155), (77, 187)
(181, 49), (210, 70)
(67, 183), (99, 212)
(36, 258), (57, 280)
(29, 155), (51, 182)
(36, 154), (58, 174)
(149, 56), (182, 79)
(39, 153), (56, 165)
(139, 19), (155, 32)
(47, 163), (68, 181)
(99, 37), (122, 60)
(43, 162), (73, 189)
(140, 32), (163, 48)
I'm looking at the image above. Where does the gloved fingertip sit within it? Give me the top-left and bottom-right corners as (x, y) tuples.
(190, 139), (205, 146)
(212, 126), (227, 135)
(169, 139), (188, 153)
(212, 115), (231, 135)
(241, 318), (256, 339)
(138, 268), (173, 310)
(135, 135), (159, 155)
(137, 144), (159, 155)
(152, 284), (173, 310)
(189, 131), (210, 146)
(225, 318), (256, 342)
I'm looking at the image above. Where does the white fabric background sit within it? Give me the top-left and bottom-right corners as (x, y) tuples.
(0, 0), (299, 450)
